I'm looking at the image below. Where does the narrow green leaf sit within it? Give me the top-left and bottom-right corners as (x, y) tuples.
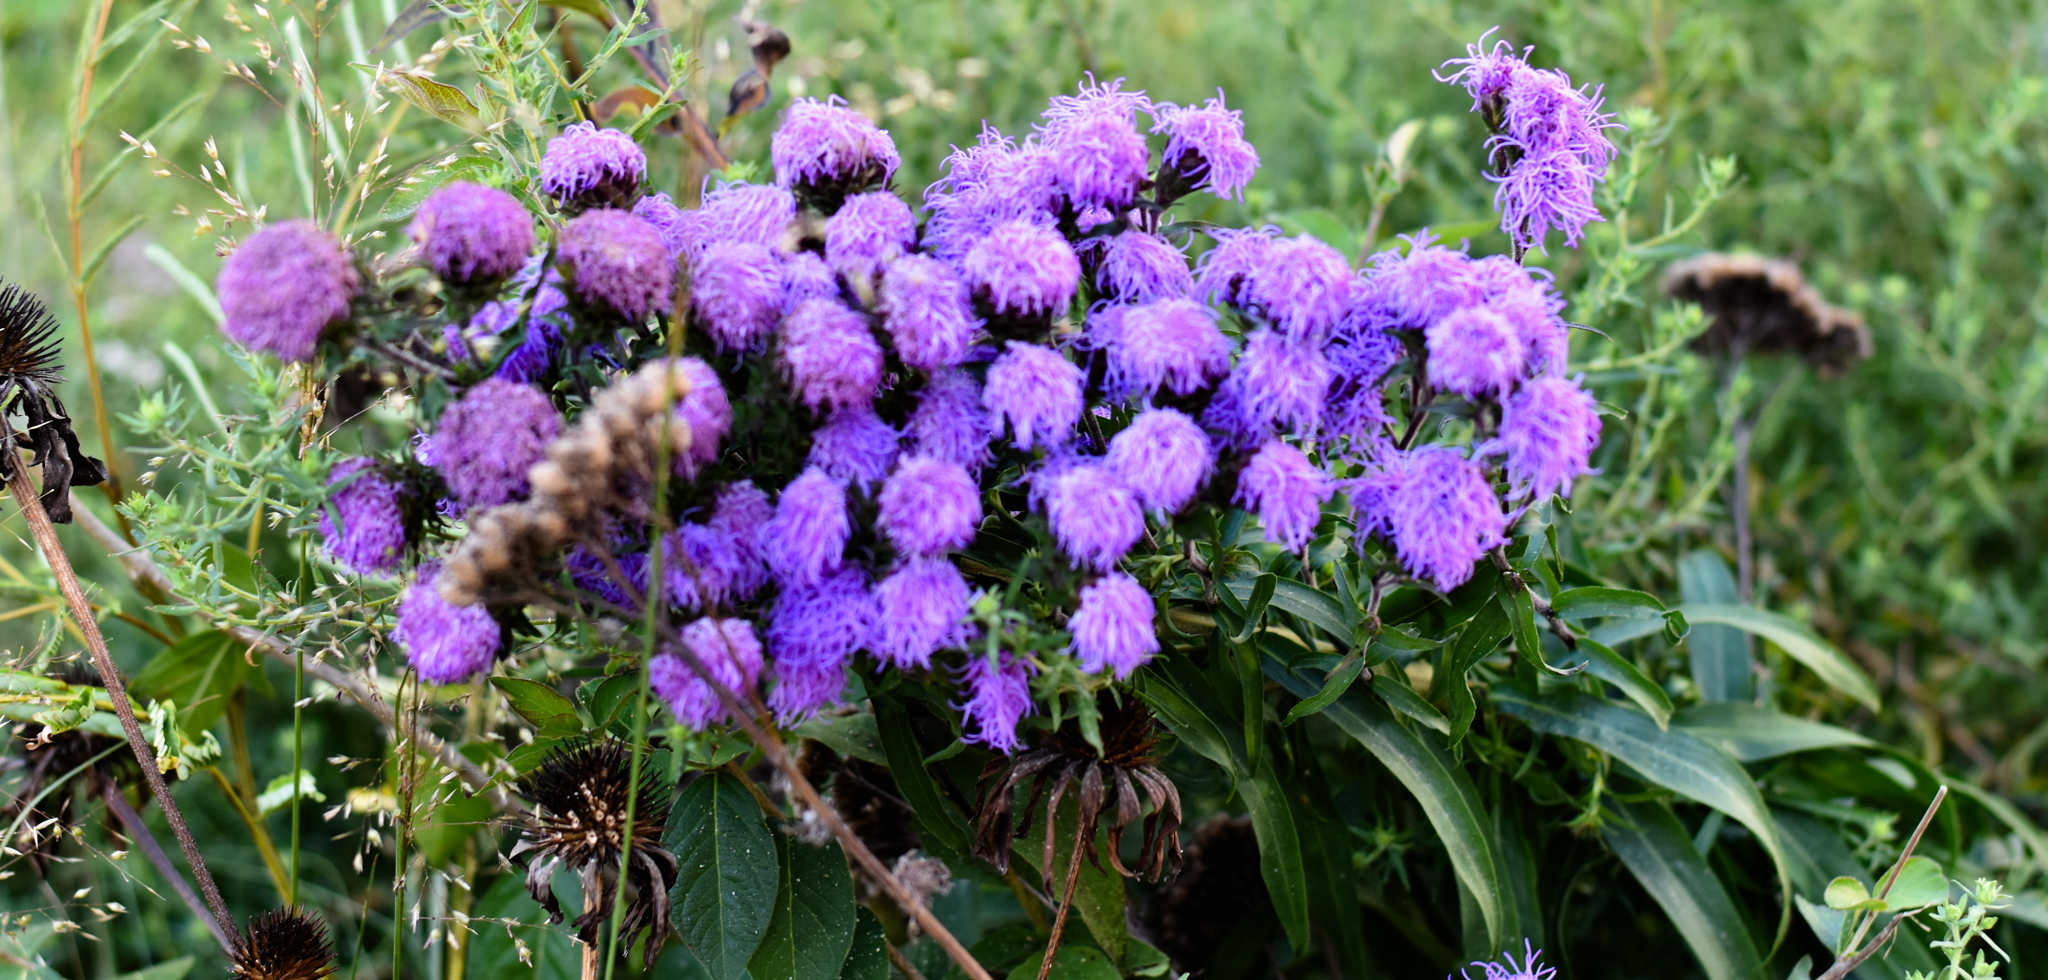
(1672, 703), (1873, 761)
(106, 957), (194, 980)
(1281, 643), (1367, 726)
(143, 244), (224, 326)
(371, 0), (465, 54)
(1370, 669), (1451, 734)
(1605, 797), (1766, 980)
(665, 773), (778, 980)
(1678, 604), (1880, 708)
(838, 906), (888, 980)
(870, 689), (972, 861)
(748, 836), (857, 980)
(1228, 573), (1276, 643)
(490, 677), (583, 735)
(1222, 577), (1355, 641)
(1795, 895), (1846, 955)
(1559, 639), (1672, 729)
(1677, 551), (1753, 702)
(1444, 599), (1510, 745)
(1502, 589), (1582, 677)
(79, 214), (147, 285)
(1550, 586), (1667, 620)
(1374, 623), (1446, 651)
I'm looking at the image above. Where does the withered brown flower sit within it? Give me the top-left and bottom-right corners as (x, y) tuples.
(0, 281), (108, 523)
(508, 739), (679, 966)
(229, 907), (338, 980)
(1661, 253), (1870, 375)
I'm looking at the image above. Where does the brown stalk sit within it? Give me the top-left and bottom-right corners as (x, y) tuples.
(1035, 818), (1089, 980)
(100, 779), (235, 953)
(1818, 785), (1948, 980)
(65, 0), (129, 521)
(4, 455), (235, 942)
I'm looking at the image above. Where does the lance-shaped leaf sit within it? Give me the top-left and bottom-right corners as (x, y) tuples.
(372, 67), (484, 131)
(1604, 797), (1766, 980)
(1678, 604), (1880, 709)
(1673, 702), (1873, 761)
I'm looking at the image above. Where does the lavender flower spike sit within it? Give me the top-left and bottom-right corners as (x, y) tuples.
(540, 121), (647, 208)
(1094, 232), (1193, 304)
(769, 655), (849, 726)
(767, 566), (873, 670)
(1069, 572), (1159, 679)
(410, 182), (533, 286)
(1099, 299), (1232, 400)
(878, 455), (982, 557)
(319, 459), (407, 574)
(1153, 91), (1261, 202)
(957, 652), (1034, 755)
(687, 182), (798, 254)
(1037, 75), (1154, 213)
(873, 557), (974, 670)
(434, 378), (561, 509)
(779, 298), (885, 414)
(1368, 446), (1508, 592)
(761, 467), (851, 587)
(398, 562), (499, 683)
(1235, 441), (1333, 553)
(1106, 408), (1213, 514)
(559, 209), (674, 321)
(985, 341), (1085, 452)
(217, 219), (358, 363)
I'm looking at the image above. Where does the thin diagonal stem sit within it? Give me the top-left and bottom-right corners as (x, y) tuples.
(101, 779), (235, 953)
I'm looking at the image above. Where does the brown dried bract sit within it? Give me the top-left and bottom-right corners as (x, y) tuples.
(1662, 253), (1871, 375)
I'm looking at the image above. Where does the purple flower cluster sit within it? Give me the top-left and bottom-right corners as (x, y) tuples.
(558, 209), (674, 320)
(1153, 92), (1261, 201)
(692, 243), (785, 351)
(672, 357), (733, 478)
(957, 653), (1034, 754)
(1457, 941), (1556, 980)
(1093, 232), (1194, 304)
(1234, 442), (1333, 553)
(1354, 446), (1508, 591)
(1038, 75), (1155, 213)
(651, 618), (764, 730)
(411, 183), (533, 286)
(909, 370), (993, 471)
(218, 220), (358, 363)
(1069, 572), (1158, 678)
(320, 459), (407, 574)
(878, 456), (981, 556)
(773, 97), (901, 195)
(434, 378), (561, 509)
(1488, 375), (1601, 500)
(1033, 460), (1144, 573)
(761, 468), (851, 587)
(874, 557), (974, 669)
(397, 562), (500, 683)
(963, 220), (1082, 320)
(1106, 409), (1212, 513)
(1095, 300), (1232, 400)
(539, 122), (647, 207)
(766, 568), (871, 722)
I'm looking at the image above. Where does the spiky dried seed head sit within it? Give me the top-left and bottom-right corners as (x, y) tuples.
(509, 739), (680, 965)
(0, 281), (62, 384)
(230, 908), (338, 980)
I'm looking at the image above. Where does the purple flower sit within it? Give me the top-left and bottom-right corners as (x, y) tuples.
(1194, 225), (1278, 309)
(1324, 317), (1403, 453)
(396, 563), (499, 683)
(1070, 572), (1158, 678)
(772, 97), (901, 192)
(1153, 91), (1260, 201)
(909, 369), (993, 471)
(559, 209), (674, 320)
(825, 191), (916, 281)
(1094, 231), (1193, 304)
(1243, 236), (1355, 341)
(1037, 75), (1154, 213)
(1457, 941), (1556, 980)
(963, 220), (1081, 320)
(539, 121), (647, 206)
(651, 617), (764, 730)
(761, 467), (850, 587)
(769, 655), (848, 725)
(687, 182), (797, 254)
(1488, 148), (1604, 252)
(1359, 445), (1507, 592)
(1032, 460), (1143, 572)
(780, 298), (884, 413)
(873, 557), (974, 669)
(434, 378), (561, 509)
(781, 251), (842, 311)
(878, 255), (978, 371)
(1426, 305), (1524, 398)
(1498, 60), (1620, 172)
(1359, 231), (1477, 332)
(566, 544), (633, 608)
(632, 191), (689, 258)
(671, 357), (732, 477)
(806, 405), (899, 491)
(1435, 30), (1528, 111)
(1235, 441), (1333, 552)
(661, 522), (754, 610)
(956, 652), (1034, 754)
(922, 126), (1059, 261)
(1097, 299), (1232, 400)
(217, 220), (358, 363)
(984, 341), (1084, 452)
(767, 566), (873, 672)
(877, 455), (981, 556)
(691, 242), (784, 351)
(410, 182), (533, 285)
(493, 318), (562, 384)
(319, 459), (406, 574)
(1467, 255), (1568, 375)
(1206, 330), (1330, 448)
(1486, 374), (1600, 500)
(1106, 408), (1212, 514)
(707, 481), (774, 601)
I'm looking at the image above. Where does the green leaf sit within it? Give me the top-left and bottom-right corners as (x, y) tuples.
(1227, 572), (1276, 643)
(468, 874), (581, 980)
(1795, 894), (1847, 955)
(1492, 687), (1793, 949)
(372, 67), (484, 130)
(1222, 577), (1356, 641)
(1881, 855), (1948, 910)
(870, 689), (973, 862)
(794, 711), (887, 765)
(1604, 797), (1766, 980)
(1501, 589), (1582, 677)
(415, 792), (492, 866)
(1824, 876), (1880, 911)
(1677, 605), (1881, 709)
(541, 0), (615, 22)
(1010, 794), (1132, 966)
(1672, 703), (1874, 761)
(748, 836), (857, 980)
(106, 958), (193, 980)
(255, 770), (325, 816)
(492, 677), (583, 735)
(580, 671), (642, 733)
(1281, 644), (1367, 726)
(838, 907), (888, 980)
(370, 0), (463, 54)
(1550, 586), (1668, 620)
(1559, 639), (1672, 728)
(1444, 598), (1511, 745)
(1370, 669), (1451, 733)
(665, 773), (778, 980)
(130, 629), (263, 734)
(80, 214), (147, 286)
(1007, 946), (1122, 980)
(1677, 551), (1753, 702)
(1373, 623), (1446, 651)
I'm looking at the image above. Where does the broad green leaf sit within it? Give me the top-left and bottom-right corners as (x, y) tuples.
(580, 671), (643, 733)
(1281, 644), (1367, 726)
(1550, 586), (1667, 620)
(492, 677), (583, 735)
(1676, 551), (1753, 702)
(374, 67), (484, 130)
(1678, 605), (1880, 708)
(1673, 703), (1874, 761)
(1262, 654), (1515, 951)
(1008, 946), (1122, 980)
(870, 689), (973, 861)
(1604, 797), (1766, 980)
(794, 711), (887, 765)
(1795, 894), (1847, 954)
(468, 873), (581, 980)
(1824, 876), (1878, 911)
(749, 836), (857, 980)
(665, 773), (778, 980)
(131, 629), (265, 734)
(1560, 639), (1672, 728)
(1881, 855), (1948, 910)
(1493, 687), (1792, 949)
(838, 906), (888, 980)
(106, 957), (193, 980)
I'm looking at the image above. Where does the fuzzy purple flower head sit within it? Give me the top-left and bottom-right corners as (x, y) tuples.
(1359, 231), (1478, 332)
(773, 97), (901, 198)
(780, 298), (884, 413)
(761, 467), (851, 587)
(410, 182), (533, 286)
(1033, 460), (1144, 572)
(873, 557), (974, 670)
(1490, 148), (1605, 251)
(1359, 445), (1508, 592)
(1070, 572), (1159, 679)
(661, 522), (750, 610)
(963, 220), (1082, 320)
(671, 357), (732, 477)
(1206, 330), (1330, 449)
(687, 182), (798, 254)
(825, 191), (916, 282)
(1106, 408), (1213, 514)
(559, 209), (674, 321)
(1488, 374), (1601, 500)
(1325, 317), (1404, 453)
(957, 652), (1034, 755)
(770, 656), (849, 726)
(1153, 91), (1261, 202)
(539, 121), (647, 209)
(922, 126), (1060, 261)
(767, 567), (872, 719)
(691, 242), (784, 352)
(910, 369), (993, 471)
(806, 405), (899, 491)
(1235, 442), (1334, 552)
(632, 191), (689, 258)
(1243, 235), (1356, 341)
(398, 563), (499, 683)
(1037, 76), (1154, 213)
(218, 220), (358, 363)
(651, 618), (764, 730)
(782, 251), (842, 311)
(878, 455), (982, 557)
(1094, 232), (1193, 304)
(1426, 305), (1524, 398)
(1096, 299), (1233, 400)
(320, 459), (407, 574)
(1194, 225), (1278, 309)
(878, 254), (978, 371)
(1455, 940), (1556, 980)
(434, 378), (561, 509)
(1436, 30), (1529, 114)
(985, 341), (1084, 452)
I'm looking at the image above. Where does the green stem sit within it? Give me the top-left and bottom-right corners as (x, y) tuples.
(292, 644), (304, 905)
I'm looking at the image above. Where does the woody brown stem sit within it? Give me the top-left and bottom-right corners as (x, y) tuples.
(4, 455), (237, 943)
(1035, 818), (1089, 980)
(100, 779), (235, 954)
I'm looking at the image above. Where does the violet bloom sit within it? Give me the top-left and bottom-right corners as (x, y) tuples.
(1243, 235), (1355, 342)
(1490, 149), (1604, 251)
(410, 182), (533, 286)
(909, 369), (993, 471)
(217, 219), (358, 363)
(708, 481), (774, 601)
(769, 655), (849, 725)
(1069, 572), (1158, 678)
(661, 522), (751, 610)
(671, 357), (732, 477)
(1032, 460), (1144, 572)
(1426, 305), (1524, 398)
(435, 378), (561, 509)
(873, 557), (974, 669)
(1324, 317), (1404, 453)
(1106, 408), (1212, 514)
(559, 209), (674, 321)
(566, 544), (633, 608)
(1487, 374), (1601, 500)
(396, 562), (499, 683)
(761, 467), (850, 587)
(1094, 232), (1193, 304)
(651, 617), (764, 730)
(956, 652), (1034, 755)
(922, 125), (1060, 261)
(1361, 445), (1507, 592)
(1458, 941), (1557, 980)
(877, 455), (982, 557)
(1037, 75), (1154, 213)
(632, 191), (689, 258)
(539, 121), (647, 207)
(1207, 330), (1330, 448)
(766, 566), (873, 669)
(494, 318), (563, 385)
(1359, 231), (1477, 332)
(779, 298), (884, 413)
(1467, 255), (1569, 376)
(773, 96), (902, 194)
(878, 255), (978, 371)
(984, 341), (1084, 452)
(782, 250), (842, 312)
(825, 191), (916, 281)
(1194, 225), (1278, 309)
(963, 220), (1081, 320)
(688, 182), (798, 254)
(1152, 91), (1260, 202)
(691, 242), (783, 351)
(319, 459), (406, 574)
(1235, 441), (1333, 553)
(806, 405), (900, 491)
(1099, 298), (1233, 399)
